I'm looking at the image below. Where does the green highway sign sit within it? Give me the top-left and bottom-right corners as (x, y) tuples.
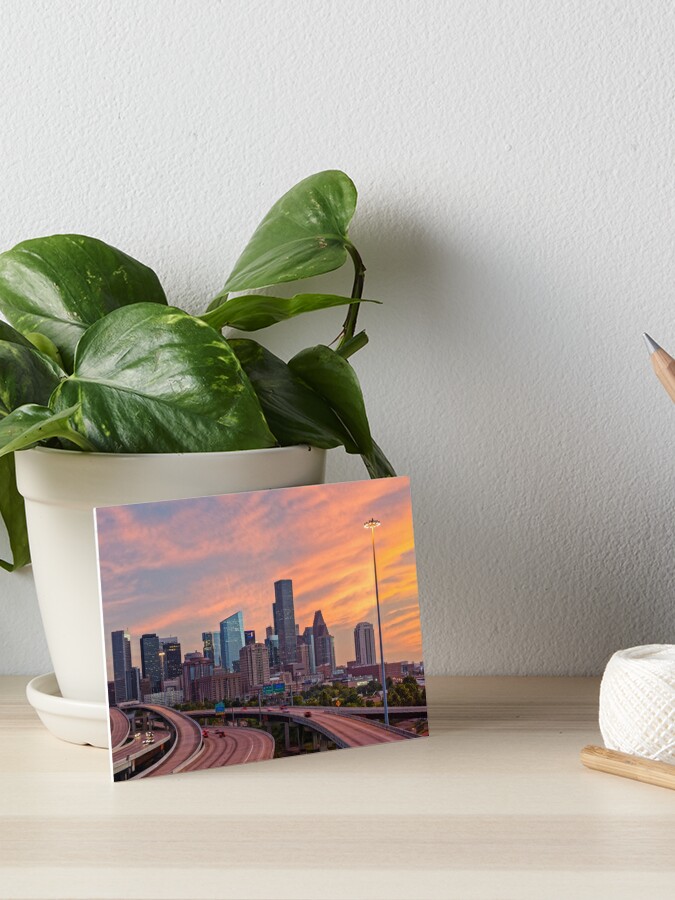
(214, 702), (225, 713)
(262, 684), (285, 696)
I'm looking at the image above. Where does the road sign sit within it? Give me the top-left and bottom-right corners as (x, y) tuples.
(262, 683), (285, 696)
(214, 702), (225, 713)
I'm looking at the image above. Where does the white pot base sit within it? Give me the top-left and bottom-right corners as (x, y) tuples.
(26, 673), (109, 748)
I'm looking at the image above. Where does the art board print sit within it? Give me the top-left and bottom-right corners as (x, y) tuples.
(95, 476), (428, 781)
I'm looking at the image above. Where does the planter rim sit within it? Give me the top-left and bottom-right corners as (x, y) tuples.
(23, 444), (315, 461)
(16, 442), (327, 508)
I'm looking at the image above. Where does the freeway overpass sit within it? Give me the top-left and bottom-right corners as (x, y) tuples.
(111, 705), (276, 780)
(183, 706), (422, 749)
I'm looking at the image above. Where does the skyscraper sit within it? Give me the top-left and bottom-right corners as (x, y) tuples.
(202, 632), (214, 659)
(354, 622), (376, 666)
(316, 634), (336, 673)
(273, 580), (297, 666)
(312, 611), (334, 669)
(302, 626), (316, 674)
(140, 634), (162, 691)
(239, 643), (270, 696)
(201, 632), (222, 667)
(125, 666), (142, 702)
(244, 629), (256, 646)
(220, 611), (245, 672)
(111, 629), (132, 704)
(160, 638), (182, 678)
(265, 633), (280, 670)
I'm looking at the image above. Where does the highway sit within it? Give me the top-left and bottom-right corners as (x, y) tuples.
(135, 705), (203, 778)
(185, 705), (427, 718)
(298, 711), (412, 747)
(109, 708), (130, 751)
(182, 726), (275, 771)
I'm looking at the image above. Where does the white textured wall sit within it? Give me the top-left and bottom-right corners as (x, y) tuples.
(1, 0), (675, 676)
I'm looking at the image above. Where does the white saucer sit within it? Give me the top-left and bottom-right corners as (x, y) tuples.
(26, 672), (109, 749)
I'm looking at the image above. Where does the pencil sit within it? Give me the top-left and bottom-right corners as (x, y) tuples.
(581, 744), (675, 791)
(644, 333), (675, 403)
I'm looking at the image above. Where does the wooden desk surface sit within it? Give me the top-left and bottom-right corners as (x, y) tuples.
(1, 675), (674, 900)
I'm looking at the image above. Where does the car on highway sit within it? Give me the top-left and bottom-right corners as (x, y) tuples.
(304, 711), (312, 718)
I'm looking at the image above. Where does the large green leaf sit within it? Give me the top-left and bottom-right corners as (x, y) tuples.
(0, 329), (63, 417)
(0, 454), (29, 571)
(362, 440), (397, 479)
(288, 345), (373, 455)
(0, 322), (65, 570)
(50, 304), (275, 453)
(202, 292), (374, 333)
(230, 339), (356, 451)
(288, 344), (396, 478)
(0, 404), (90, 456)
(0, 234), (167, 370)
(221, 170), (358, 293)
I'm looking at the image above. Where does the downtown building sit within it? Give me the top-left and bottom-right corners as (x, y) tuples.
(220, 611), (245, 672)
(354, 622), (376, 666)
(272, 580), (297, 666)
(239, 643), (271, 697)
(202, 631), (222, 667)
(312, 610), (336, 672)
(140, 633), (163, 692)
(181, 655), (214, 702)
(159, 637), (182, 679)
(111, 629), (132, 704)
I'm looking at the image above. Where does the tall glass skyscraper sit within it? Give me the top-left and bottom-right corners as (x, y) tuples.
(202, 631), (222, 668)
(220, 612), (245, 672)
(111, 629), (132, 704)
(140, 633), (162, 691)
(303, 626), (316, 674)
(160, 637), (182, 678)
(273, 580), (297, 666)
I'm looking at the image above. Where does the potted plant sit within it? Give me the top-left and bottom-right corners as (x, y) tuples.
(0, 170), (394, 733)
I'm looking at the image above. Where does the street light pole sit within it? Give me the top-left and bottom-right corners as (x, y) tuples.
(364, 518), (389, 726)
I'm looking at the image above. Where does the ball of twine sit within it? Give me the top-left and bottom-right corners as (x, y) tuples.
(599, 644), (675, 762)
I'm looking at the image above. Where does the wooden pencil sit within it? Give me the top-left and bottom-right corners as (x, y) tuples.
(580, 744), (675, 791)
(644, 333), (675, 403)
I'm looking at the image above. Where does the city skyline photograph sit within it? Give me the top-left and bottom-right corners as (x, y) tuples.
(95, 477), (427, 780)
(97, 477), (422, 675)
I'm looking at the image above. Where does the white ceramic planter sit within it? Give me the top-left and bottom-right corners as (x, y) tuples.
(16, 445), (326, 711)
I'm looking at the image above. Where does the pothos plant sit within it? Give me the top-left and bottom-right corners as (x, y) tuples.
(0, 170), (395, 571)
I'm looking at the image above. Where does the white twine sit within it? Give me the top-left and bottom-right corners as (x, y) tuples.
(599, 644), (675, 762)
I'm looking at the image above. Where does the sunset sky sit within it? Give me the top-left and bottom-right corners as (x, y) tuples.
(97, 477), (423, 681)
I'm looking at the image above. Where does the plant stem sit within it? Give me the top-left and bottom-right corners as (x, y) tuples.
(337, 243), (366, 351)
(336, 330), (369, 359)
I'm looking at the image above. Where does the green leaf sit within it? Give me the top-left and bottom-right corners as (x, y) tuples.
(0, 335), (63, 418)
(230, 339), (356, 451)
(0, 321), (66, 570)
(288, 344), (396, 478)
(0, 234), (167, 370)
(0, 321), (34, 349)
(24, 332), (65, 369)
(0, 404), (91, 456)
(202, 292), (376, 333)
(288, 345), (374, 456)
(362, 440), (397, 479)
(0, 453), (29, 571)
(50, 304), (276, 453)
(222, 170), (357, 292)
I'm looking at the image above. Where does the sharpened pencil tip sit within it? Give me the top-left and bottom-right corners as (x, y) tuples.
(643, 333), (662, 355)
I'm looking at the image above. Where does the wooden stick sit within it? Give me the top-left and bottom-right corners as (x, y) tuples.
(581, 744), (675, 791)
